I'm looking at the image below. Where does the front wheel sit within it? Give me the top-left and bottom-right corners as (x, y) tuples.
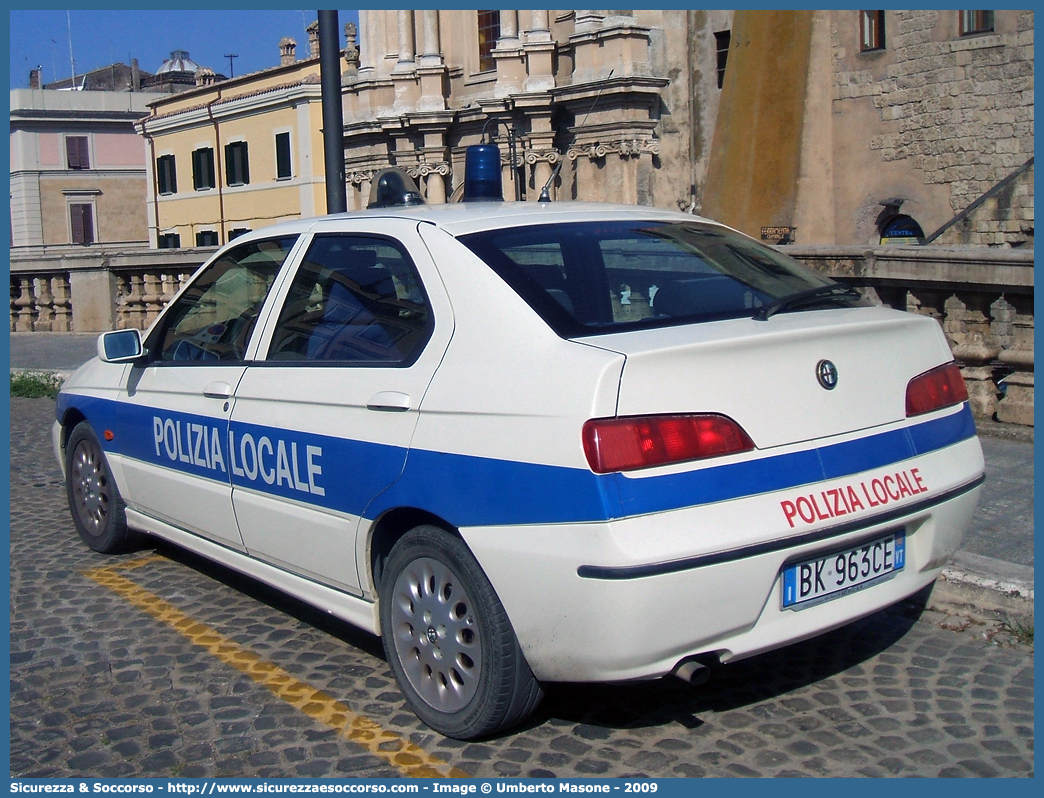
(379, 525), (543, 739)
(65, 422), (138, 553)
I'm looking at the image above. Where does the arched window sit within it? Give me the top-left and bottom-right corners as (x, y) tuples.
(879, 214), (924, 245)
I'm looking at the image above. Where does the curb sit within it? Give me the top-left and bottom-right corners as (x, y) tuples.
(942, 550), (1034, 602)
(11, 367), (73, 380)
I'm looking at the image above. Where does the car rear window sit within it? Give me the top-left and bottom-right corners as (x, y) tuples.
(458, 221), (843, 337)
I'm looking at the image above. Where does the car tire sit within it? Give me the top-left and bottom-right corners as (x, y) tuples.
(379, 525), (544, 739)
(65, 422), (138, 553)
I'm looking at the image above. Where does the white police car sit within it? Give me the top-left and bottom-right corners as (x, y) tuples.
(54, 166), (984, 740)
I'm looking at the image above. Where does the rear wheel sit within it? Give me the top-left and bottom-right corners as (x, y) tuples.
(379, 525), (543, 739)
(65, 422), (138, 553)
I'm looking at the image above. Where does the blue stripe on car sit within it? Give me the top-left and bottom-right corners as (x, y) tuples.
(58, 393), (976, 527)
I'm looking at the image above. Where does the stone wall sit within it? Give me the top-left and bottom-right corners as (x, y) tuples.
(833, 10), (1034, 247)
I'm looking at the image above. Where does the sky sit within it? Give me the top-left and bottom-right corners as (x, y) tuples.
(9, 8), (360, 90)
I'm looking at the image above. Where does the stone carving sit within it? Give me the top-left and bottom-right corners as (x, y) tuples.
(567, 139), (660, 160)
(404, 162), (450, 179)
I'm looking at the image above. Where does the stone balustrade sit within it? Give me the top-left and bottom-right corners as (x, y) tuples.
(10, 247), (207, 336)
(9, 243), (1033, 426)
(11, 272), (73, 333)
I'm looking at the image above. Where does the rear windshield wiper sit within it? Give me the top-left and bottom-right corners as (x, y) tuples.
(753, 284), (863, 321)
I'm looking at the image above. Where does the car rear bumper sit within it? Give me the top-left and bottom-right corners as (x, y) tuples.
(461, 435), (984, 683)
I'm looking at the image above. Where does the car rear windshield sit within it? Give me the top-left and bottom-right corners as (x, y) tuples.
(458, 220), (848, 337)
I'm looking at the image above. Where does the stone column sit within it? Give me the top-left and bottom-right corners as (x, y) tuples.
(524, 10), (556, 92)
(51, 275), (72, 332)
(343, 23), (360, 72)
(417, 10), (447, 110)
(35, 277), (54, 331)
(499, 11), (520, 46)
(357, 11), (377, 78)
(534, 159), (554, 201)
(528, 10), (551, 41)
(396, 10), (416, 69)
(494, 10), (526, 97)
(574, 10), (606, 33)
(425, 171), (447, 204)
(13, 277), (34, 332)
(419, 10), (442, 66)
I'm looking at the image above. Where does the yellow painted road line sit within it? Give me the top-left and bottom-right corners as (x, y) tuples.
(84, 558), (469, 778)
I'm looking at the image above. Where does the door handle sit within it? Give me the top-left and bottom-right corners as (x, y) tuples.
(203, 381), (232, 399)
(366, 391), (411, 412)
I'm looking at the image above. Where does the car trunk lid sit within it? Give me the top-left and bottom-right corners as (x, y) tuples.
(578, 306), (956, 451)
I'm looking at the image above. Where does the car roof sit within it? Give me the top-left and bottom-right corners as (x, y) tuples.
(235, 201), (724, 243)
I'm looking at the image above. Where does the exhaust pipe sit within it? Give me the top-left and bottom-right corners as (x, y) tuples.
(672, 654), (717, 685)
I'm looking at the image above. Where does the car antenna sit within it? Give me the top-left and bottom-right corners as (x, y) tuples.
(538, 69), (614, 203)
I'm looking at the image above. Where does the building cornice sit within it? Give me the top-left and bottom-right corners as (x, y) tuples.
(144, 56), (323, 110)
(139, 81), (323, 135)
(11, 109), (149, 124)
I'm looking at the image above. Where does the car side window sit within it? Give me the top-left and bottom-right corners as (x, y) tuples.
(150, 236), (298, 363)
(267, 234), (433, 365)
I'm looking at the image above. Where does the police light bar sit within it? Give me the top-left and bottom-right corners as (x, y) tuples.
(462, 144), (503, 202)
(367, 167), (425, 209)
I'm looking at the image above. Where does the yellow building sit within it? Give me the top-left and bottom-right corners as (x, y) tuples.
(137, 36), (326, 249)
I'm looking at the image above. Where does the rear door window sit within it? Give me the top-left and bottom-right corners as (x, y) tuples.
(266, 234), (433, 365)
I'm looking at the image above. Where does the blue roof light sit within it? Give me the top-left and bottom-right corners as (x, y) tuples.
(463, 144), (503, 202)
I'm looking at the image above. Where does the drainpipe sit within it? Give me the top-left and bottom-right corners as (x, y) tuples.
(686, 10), (698, 213)
(143, 121), (161, 247)
(205, 97), (226, 244)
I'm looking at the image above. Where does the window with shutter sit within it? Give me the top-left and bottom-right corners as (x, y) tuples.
(67, 136), (90, 170)
(70, 203), (94, 244)
(225, 141), (250, 186)
(192, 148), (216, 190)
(276, 132), (292, 179)
(157, 155), (177, 195)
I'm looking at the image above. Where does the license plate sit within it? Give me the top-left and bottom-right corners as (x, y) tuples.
(782, 530), (905, 610)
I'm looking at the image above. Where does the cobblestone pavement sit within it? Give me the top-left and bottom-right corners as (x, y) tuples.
(10, 397), (1034, 778)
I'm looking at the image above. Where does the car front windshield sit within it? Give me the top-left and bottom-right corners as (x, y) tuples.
(458, 220), (843, 337)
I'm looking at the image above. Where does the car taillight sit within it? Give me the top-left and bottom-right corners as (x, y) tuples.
(582, 414), (755, 474)
(905, 362), (969, 417)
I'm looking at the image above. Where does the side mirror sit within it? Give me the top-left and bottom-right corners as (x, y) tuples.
(98, 329), (145, 363)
